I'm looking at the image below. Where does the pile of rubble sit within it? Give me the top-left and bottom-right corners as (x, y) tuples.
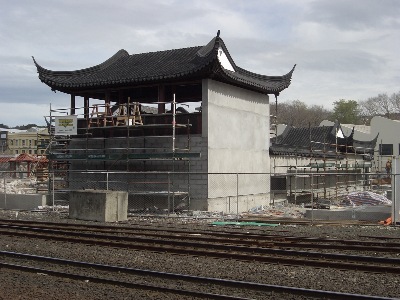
(339, 191), (392, 206)
(0, 178), (38, 194)
(243, 204), (306, 218)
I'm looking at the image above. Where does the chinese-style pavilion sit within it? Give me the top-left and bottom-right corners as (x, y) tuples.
(33, 31), (295, 213)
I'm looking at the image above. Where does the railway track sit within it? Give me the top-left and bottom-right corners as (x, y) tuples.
(0, 218), (398, 250)
(1, 219), (399, 274)
(0, 250), (394, 300)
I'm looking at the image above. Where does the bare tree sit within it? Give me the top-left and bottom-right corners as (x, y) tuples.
(358, 91), (400, 123)
(307, 104), (332, 126)
(272, 100), (331, 128)
(389, 91), (400, 119)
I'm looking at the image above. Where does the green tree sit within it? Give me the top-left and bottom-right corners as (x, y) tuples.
(331, 99), (361, 124)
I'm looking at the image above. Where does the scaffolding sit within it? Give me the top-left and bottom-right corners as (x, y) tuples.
(44, 95), (201, 212)
(271, 131), (377, 204)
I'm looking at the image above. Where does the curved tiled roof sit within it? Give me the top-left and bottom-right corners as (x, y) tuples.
(33, 34), (295, 95)
(270, 123), (378, 160)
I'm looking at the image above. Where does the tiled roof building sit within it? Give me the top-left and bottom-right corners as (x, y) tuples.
(33, 32), (295, 213)
(270, 122), (378, 160)
(33, 32), (295, 97)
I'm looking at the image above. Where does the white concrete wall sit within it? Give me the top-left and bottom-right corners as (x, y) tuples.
(202, 79), (270, 210)
(271, 156), (312, 174)
(370, 116), (400, 171)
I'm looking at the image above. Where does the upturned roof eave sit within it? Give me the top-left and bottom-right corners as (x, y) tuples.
(33, 33), (296, 95)
(216, 64), (296, 95)
(36, 59), (219, 92)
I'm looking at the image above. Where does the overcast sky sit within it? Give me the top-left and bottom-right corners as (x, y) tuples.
(0, 0), (399, 127)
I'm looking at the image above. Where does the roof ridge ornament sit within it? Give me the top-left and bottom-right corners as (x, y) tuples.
(217, 30), (220, 37)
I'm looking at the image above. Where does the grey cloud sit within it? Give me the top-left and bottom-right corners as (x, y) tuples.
(299, 49), (384, 73)
(0, 0), (399, 126)
(307, 0), (400, 30)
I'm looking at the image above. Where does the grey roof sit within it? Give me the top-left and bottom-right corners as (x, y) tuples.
(32, 33), (295, 95)
(270, 122), (377, 160)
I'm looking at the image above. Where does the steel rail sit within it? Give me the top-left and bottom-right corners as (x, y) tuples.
(1, 226), (400, 274)
(0, 262), (247, 300)
(0, 251), (394, 300)
(1, 223), (400, 261)
(0, 219), (399, 251)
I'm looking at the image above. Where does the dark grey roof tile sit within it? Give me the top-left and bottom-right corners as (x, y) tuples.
(33, 34), (295, 95)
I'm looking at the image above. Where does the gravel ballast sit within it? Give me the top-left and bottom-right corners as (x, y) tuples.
(0, 209), (399, 299)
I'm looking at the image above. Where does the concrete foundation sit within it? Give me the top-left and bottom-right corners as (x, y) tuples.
(0, 194), (48, 210)
(69, 190), (128, 222)
(305, 205), (391, 222)
(208, 193), (270, 213)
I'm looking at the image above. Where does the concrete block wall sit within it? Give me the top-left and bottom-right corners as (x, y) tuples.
(67, 134), (208, 210)
(0, 194), (47, 210)
(304, 205), (390, 221)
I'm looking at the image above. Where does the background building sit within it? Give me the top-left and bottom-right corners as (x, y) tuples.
(6, 128), (49, 156)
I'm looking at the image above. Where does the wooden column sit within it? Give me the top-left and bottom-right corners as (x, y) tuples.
(104, 91), (113, 127)
(105, 91), (111, 106)
(118, 90), (124, 105)
(158, 85), (165, 114)
(105, 91), (111, 114)
(84, 95), (89, 120)
(70, 94), (76, 115)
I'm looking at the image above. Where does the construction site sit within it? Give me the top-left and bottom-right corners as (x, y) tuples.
(0, 32), (395, 223)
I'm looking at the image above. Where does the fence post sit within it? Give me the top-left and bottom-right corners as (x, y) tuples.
(167, 172), (171, 214)
(392, 158), (400, 225)
(236, 173), (239, 221)
(52, 172), (55, 211)
(3, 176), (6, 209)
(106, 172), (109, 191)
(311, 173), (314, 224)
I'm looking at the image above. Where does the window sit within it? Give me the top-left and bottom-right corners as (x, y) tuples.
(379, 144), (393, 156)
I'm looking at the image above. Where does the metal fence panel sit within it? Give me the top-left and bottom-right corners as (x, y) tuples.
(0, 170), (394, 222)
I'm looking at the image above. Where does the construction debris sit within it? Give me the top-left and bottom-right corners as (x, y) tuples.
(211, 221), (279, 227)
(0, 178), (38, 194)
(243, 204), (306, 219)
(340, 191), (392, 206)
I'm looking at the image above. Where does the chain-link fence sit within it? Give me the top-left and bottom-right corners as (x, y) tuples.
(0, 170), (395, 222)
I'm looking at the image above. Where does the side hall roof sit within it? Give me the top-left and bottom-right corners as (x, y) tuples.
(270, 122), (378, 160)
(32, 32), (295, 95)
